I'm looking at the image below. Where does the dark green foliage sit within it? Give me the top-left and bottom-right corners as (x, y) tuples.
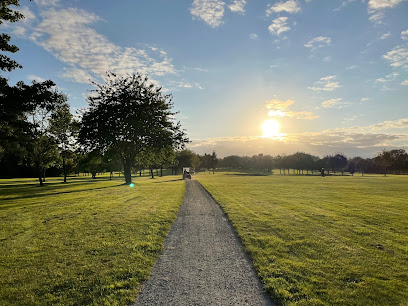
(79, 72), (188, 184)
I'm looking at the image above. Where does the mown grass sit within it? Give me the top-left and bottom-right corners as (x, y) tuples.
(0, 175), (185, 305)
(196, 172), (408, 305)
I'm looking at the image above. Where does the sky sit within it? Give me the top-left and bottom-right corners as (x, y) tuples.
(2, 0), (408, 158)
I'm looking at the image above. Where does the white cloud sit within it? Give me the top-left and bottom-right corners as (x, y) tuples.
(402, 80), (408, 85)
(309, 75), (342, 92)
(380, 32), (391, 39)
(304, 36), (331, 51)
(323, 56), (332, 62)
(27, 74), (46, 82)
(346, 65), (358, 70)
(368, 0), (407, 11)
(268, 17), (290, 36)
(34, 0), (60, 6)
(266, 0), (301, 15)
(334, 0), (359, 11)
(266, 99), (319, 120)
(367, 0), (408, 23)
(190, 0), (225, 28)
(401, 29), (408, 40)
(322, 98), (342, 108)
(361, 97), (370, 102)
(383, 46), (408, 68)
(229, 0), (246, 14)
(29, 8), (176, 83)
(60, 67), (95, 84)
(250, 33), (259, 40)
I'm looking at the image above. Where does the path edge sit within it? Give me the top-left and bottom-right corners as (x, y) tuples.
(194, 180), (275, 305)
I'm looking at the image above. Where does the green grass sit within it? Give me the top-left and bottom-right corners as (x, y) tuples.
(196, 172), (408, 305)
(0, 174), (185, 305)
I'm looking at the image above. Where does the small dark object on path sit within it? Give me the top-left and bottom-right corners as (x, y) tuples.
(134, 180), (273, 306)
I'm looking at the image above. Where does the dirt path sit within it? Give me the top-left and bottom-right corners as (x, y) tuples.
(134, 180), (273, 305)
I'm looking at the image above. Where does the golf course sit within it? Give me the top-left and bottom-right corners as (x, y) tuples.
(1, 172), (407, 305)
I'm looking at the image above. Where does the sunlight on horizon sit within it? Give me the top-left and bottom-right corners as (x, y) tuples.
(262, 119), (280, 138)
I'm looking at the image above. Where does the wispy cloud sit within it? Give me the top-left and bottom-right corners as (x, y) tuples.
(191, 0), (225, 28)
(229, 0), (246, 14)
(266, 0), (301, 15)
(34, 0), (60, 7)
(250, 33), (259, 40)
(28, 7), (176, 83)
(346, 65), (358, 70)
(367, 0), (408, 23)
(383, 46), (408, 68)
(380, 32), (391, 40)
(60, 67), (95, 84)
(321, 98), (342, 108)
(309, 75), (341, 92)
(304, 36), (331, 51)
(401, 29), (408, 40)
(266, 99), (319, 120)
(268, 17), (290, 36)
(27, 74), (46, 82)
(401, 80), (408, 85)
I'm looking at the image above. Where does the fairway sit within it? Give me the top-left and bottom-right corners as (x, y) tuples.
(0, 175), (185, 305)
(196, 172), (408, 305)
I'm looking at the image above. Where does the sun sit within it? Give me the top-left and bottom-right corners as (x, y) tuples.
(262, 119), (280, 138)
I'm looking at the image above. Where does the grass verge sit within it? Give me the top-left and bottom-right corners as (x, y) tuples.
(0, 175), (184, 305)
(196, 172), (408, 305)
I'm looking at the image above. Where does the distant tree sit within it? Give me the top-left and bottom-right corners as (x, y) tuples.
(174, 149), (199, 174)
(79, 72), (188, 185)
(332, 153), (348, 175)
(102, 148), (122, 180)
(374, 150), (393, 176)
(209, 151), (218, 174)
(49, 101), (79, 183)
(218, 155), (242, 169)
(84, 152), (104, 179)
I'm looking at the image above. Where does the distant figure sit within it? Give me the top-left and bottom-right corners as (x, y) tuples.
(321, 167), (325, 177)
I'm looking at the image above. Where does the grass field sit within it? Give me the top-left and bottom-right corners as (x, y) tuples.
(0, 174), (185, 305)
(196, 172), (408, 305)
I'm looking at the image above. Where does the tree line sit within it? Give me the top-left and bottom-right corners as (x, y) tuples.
(217, 150), (408, 176)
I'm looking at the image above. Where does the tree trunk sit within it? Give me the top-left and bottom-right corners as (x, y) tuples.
(43, 168), (46, 182)
(92, 172), (96, 179)
(150, 168), (154, 179)
(160, 167), (163, 177)
(110, 171), (113, 180)
(63, 158), (67, 183)
(139, 170), (142, 176)
(124, 163), (132, 184)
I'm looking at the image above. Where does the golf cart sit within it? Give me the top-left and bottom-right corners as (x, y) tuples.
(182, 167), (192, 180)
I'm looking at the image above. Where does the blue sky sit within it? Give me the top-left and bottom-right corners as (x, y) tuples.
(3, 0), (408, 157)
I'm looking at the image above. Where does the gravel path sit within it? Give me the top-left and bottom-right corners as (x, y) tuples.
(134, 180), (274, 306)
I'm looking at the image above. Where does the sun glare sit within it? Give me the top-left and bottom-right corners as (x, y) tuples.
(262, 119), (280, 138)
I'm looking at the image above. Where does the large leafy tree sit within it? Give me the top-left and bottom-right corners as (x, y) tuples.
(79, 72), (188, 184)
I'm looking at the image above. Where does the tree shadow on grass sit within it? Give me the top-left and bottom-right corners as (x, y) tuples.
(227, 173), (270, 177)
(0, 184), (121, 210)
(151, 178), (184, 183)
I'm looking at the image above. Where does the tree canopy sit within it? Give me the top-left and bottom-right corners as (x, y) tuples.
(79, 72), (188, 184)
